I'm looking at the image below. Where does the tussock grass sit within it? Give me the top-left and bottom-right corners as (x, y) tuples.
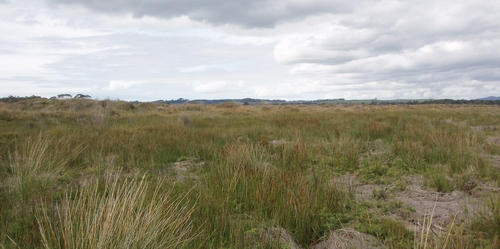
(37, 173), (199, 249)
(196, 141), (348, 247)
(472, 196), (500, 242)
(8, 135), (85, 201)
(1, 135), (85, 247)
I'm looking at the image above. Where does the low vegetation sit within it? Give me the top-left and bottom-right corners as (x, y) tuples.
(1, 97), (500, 248)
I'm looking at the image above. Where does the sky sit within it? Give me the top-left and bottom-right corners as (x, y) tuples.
(1, 0), (500, 101)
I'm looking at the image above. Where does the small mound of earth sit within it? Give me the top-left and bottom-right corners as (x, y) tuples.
(311, 228), (386, 249)
(167, 157), (204, 182)
(485, 155), (500, 168)
(258, 227), (302, 249)
(444, 119), (467, 127)
(271, 139), (287, 147)
(393, 176), (485, 235)
(334, 175), (485, 236)
(398, 188), (478, 233)
(471, 125), (497, 132)
(486, 136), (500, 145)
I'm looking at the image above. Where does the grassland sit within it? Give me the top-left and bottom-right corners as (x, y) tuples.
(1, 98), (500, 248)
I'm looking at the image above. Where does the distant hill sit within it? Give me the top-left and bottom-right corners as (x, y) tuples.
(150, 97), (500, 105)
(476, 96), (500, 101)
(3, 95), (500, 106)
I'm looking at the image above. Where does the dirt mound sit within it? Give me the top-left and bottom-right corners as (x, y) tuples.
(168, 157), (203, 182)
(311, 228), (386, 249)
(395, 176), (481, 234)
(486, 136), (500, 145)
(335, 174), (485, 237)
(486, 155), (500, 169)
(258, 227), (302, 249)
(398, 189), (476, 231)
(471, 125), (497, 132)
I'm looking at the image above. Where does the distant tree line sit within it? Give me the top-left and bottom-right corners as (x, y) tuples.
(0, 95), (42, 103)
(369, 99), (500, 105)
(2, 95), (500, 106)
(53, 94), (91, 99)
(0, 94), (92, 103)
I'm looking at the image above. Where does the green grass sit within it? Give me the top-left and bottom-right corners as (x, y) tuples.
(1, 99), (500, 248)
(471, 196), (500, 243)
(195, 141), (348, 247)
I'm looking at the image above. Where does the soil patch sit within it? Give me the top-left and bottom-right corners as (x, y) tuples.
(335, 174), (484, 235)
(168, 158), (203, 182)
(311, 228), (386, 249)
(471, 125), (497, 132)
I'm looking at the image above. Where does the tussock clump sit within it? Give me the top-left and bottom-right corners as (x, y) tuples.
(177, 115), (192, 126)
(113, 101), (135, 111)
(66, 99), (96, 112)
(182, 104), (202, 111)
(37, 173), (199, 249)
(217, 102), (238, 108)
(156, 106), (170, 113)
(8, 135), (85, 201)
(135, 102), (156, 111)
(261, 106), (272, 111)
(0, 110), (14, 121)
(471, 196), (500, 240)
(283, 106), (300, 112)
(169, 104), (203, 113)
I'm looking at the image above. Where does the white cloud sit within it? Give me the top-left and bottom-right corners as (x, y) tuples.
(193, 81), (228, 93)
(104, 80), (146, 91)
(179, 63), (241, 73)
(192, 80), (245, 93)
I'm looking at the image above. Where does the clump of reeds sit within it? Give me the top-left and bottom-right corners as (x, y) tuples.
(196, 141), (348, 247)
(472, 196), (500, 241)
(37, 173), (199, 249)
(217, 102), (238, 108)
(8, 135), (84, 201)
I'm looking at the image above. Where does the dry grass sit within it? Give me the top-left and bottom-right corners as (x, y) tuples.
(37, 173), (199, 249)
(8, 135), (85, 201)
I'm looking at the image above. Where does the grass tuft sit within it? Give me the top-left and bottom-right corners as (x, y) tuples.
(37, 173), (199, 249)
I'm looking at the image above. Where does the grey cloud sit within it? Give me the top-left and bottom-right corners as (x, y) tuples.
(274, 0), (500, 99)
(470, 69), (500, 82)
(47, 0), (355, 27)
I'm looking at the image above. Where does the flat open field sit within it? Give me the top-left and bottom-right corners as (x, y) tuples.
(1, 98), (500, 248)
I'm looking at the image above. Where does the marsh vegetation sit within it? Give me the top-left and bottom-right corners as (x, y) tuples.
(1, 98), (500, 248)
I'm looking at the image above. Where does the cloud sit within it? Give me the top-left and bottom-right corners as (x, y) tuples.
(179, 63), (241, 73)
(270, 0), (500, 99)
(46, 0), (358, 27)
(192, 80), (244, 93)
(3, 0), (500, 101)
(104, 80), (146, 91)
